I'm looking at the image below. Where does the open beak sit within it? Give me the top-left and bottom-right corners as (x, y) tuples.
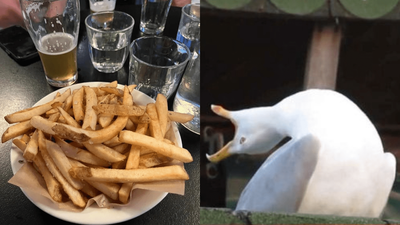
(206, 141), (233, 163)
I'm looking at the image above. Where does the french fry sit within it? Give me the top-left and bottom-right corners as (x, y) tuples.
(69, 165), (189, 183)
(67, 159), (104, 198)
(63, 93), (74, 112)
(48, 112), (60, 122)
(83, 142), (126, 163)
(80, 181), (101, 198)
(2, 120), (34, 143)
(119, 182), (134, 204)
(57, 107), (80, 128)
(130, 114), (150, 124)
(13, 138), (27, 152)
(38, 130), (86, 208)
(4, 89), (71, 124)
(156, 93), (168, 137)
(54, 137), (110, 167)
(23, 129), (39, 161)
(135, 122), (149, 135)
(72, 87), (85, 122)
(126, 122), (147, 169)
(98, 95), (117, 128)
(120, 122), (146, 203)
(93, 104), (145, 117)
(86, 180), (121, 201)
(57, 114), (67, 124)
(21, 133), (30, 143)
(127, 84), (136, 92)
(46, 140), (85, 190)
(119, 130), (193, 163)
(139, 148), (154, 156)
(82, 86), (98, 130)
(126, 145), (141, 170)
(125, 118), (136, 131)
(31, 116), (67, 136)
(51, 102), (63, 110)
(69, 156), (122, 201)
(112, 143), (130, 154)
(52, 117), (127, 143)
(147, 103), (163, 140)
(112, 161), (127, 169)
(99, 86), (124, 97)
(33, 152), (63, 202)
(103, 135), (121, 147)
(167, 111), (194, 123)
(139, 152), (172, 168)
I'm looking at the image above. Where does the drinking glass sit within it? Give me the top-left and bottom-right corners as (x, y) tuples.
(128, 36), (190, 99)
(85, 11), (134, 73)
(173, 43), (200, 134)
(176, 3), (200, 52)
(140, 0), (172, 35)
(89, 0), (116, 13)
(19, 0), (80, 87)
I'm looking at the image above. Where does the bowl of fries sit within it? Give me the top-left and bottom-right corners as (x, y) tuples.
(4, 81), (194, 224)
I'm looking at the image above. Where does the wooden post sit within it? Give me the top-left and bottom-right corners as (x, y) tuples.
(304, 23), (342, 90)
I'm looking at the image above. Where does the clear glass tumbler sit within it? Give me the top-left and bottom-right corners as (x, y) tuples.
(128, 36), (190, 99)
(85, 11), (134, 73)
(140, 0), (172, 35)
(176, 3), (200, 52)
(173, 43), (200, 134)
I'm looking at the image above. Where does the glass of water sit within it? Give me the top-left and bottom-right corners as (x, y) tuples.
(85, 11), (134, 73)
(128, 36), (190, 99)
(173, 43), (200, 134)
(140, 0), (172, 35)
(176, 3), (200, 52)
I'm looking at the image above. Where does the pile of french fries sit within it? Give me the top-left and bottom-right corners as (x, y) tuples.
(2, 81), (194, 208)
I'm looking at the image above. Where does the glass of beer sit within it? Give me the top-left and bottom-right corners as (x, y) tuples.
(19, 0), (80, 87)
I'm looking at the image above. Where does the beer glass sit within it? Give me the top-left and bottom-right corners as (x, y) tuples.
(19, 0), (80, 87)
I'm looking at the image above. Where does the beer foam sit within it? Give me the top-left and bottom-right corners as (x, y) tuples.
(38, 32), (76, 55)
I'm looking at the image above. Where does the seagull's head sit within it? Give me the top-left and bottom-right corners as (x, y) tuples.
(207, 104), (286, 163)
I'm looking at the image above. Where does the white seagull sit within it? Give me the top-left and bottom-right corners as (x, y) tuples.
(207, 89), (396, 218)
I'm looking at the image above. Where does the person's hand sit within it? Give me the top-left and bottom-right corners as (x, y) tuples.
(0, 0), (25, 29)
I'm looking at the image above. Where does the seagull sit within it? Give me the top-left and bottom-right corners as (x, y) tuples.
(207, 89), (396, 218)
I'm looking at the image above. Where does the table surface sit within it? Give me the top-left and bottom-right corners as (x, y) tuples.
(0, 2), (199, 225)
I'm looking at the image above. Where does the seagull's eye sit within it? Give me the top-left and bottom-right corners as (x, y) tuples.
(240, 137), (246, 144)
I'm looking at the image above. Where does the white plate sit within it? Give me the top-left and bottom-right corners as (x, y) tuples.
(10, 82), (182, 225)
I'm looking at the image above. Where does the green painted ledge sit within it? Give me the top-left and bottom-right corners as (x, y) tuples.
(200, 207), (400, 224)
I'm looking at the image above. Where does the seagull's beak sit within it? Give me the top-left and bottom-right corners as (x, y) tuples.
(206, 141), (233, 163)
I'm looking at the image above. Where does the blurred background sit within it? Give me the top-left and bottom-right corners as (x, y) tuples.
(200, 0), (400, 220)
